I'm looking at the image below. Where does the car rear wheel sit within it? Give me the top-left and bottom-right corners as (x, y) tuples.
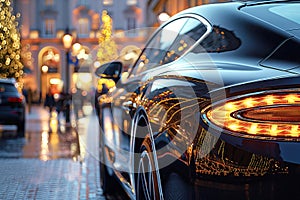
(136, 143), (193, 200)
(137, 150), (159, 200)
(136, 138), (163, 200)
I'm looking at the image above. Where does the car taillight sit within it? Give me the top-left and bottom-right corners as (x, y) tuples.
(203, 90), (300, 140)
(8, 97), (23, 103)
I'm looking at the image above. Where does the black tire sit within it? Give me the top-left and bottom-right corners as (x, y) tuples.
(99, 159), (115, 195)
(163, 173), (193, 200)
(136, 138), (162, 200)
(17, 120), (25, 138)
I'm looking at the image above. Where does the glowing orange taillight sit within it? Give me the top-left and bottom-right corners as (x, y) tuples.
(204, 92), (300, 140)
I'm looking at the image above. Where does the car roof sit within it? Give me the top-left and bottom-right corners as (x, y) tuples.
(0, 78), (17, 85)
(179, 1), (300, 31)
(163, 1), (300, 74)
(240, 1), (300, 35)
(237, 0), (299, 5)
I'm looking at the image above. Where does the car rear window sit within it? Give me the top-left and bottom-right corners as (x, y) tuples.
(241, 3), (300, 30)
(269, 4), (300, 25)
(0, 83), (17, 93)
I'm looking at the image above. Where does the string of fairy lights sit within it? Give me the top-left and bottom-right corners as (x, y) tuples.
(97, 10), (118, 64)
(0, 0), (23, 85)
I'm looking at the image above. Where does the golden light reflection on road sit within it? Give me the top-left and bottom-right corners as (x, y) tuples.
(40, 111), (60, 161)
(0, 105), (80, 160)
(40, 131), (49, 161)
(77, 117), (90, 161)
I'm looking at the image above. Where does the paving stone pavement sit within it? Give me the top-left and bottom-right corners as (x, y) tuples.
(0, 105), (107, 200)
(77, 114), (105, 200)
(0, 159), (80, 199)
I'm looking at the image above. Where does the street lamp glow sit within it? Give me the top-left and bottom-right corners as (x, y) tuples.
(72, 42), (82, 54)
(62, 33), (73, 49)
(41, 65), (48, 73)
(94, 61), (101, 68)
(61, 30), (75, 124)
(158, 12), (170, 23)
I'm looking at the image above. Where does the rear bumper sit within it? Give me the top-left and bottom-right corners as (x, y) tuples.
(0, 108), (25, 124)
(192, 175), (300, 199)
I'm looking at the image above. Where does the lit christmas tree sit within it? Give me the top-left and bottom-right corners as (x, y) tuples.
(0, 0), (23, 81)
(97, 10), (118, 64)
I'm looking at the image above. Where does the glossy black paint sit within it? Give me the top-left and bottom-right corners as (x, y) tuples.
(95, 1), (300, 199)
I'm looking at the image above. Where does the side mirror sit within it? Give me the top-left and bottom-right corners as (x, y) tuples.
(95, 61), (123, 83)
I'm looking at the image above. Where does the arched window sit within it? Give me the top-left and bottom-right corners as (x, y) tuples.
(78, 18), (90, 36)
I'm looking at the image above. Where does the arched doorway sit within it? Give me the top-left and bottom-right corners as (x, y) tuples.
(39, 47), (62, 101)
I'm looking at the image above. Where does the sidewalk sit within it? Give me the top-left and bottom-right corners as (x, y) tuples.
(24, 103), (105, 199)
(0, 104), (83, 200)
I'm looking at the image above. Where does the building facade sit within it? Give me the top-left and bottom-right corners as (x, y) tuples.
(147, 0), (225, 26)
(12, 0), (148, 102)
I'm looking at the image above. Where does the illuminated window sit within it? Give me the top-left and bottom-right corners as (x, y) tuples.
(103, 0), (113, 5)
(127, 0), (137, 5)
(78, 18), (89, 36)
(45, 0), (54, 6)
(43, 19), (55, 37)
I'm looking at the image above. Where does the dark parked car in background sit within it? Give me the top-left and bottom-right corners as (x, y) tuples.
(95, 1), (300, 199)
(0, 78), (26, 137)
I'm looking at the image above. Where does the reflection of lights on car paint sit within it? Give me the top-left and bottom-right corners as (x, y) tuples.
(205, 92), (300, 139)
(103, 109), (114, 145)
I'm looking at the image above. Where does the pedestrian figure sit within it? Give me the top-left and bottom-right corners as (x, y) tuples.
(22, 88), (28, 102)
(27, 87), (33, 113)
(55, 90), (66, 118)
(73, 87), (84, 120)
(44, 88), (55, 115)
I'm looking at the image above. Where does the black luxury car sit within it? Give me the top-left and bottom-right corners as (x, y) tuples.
(95, 1), (300, 199)
(0, 78), (26, 137)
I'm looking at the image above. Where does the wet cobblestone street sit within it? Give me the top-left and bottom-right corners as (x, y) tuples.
(0, 105), (109, 200)
(0, 159), (80, 199)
